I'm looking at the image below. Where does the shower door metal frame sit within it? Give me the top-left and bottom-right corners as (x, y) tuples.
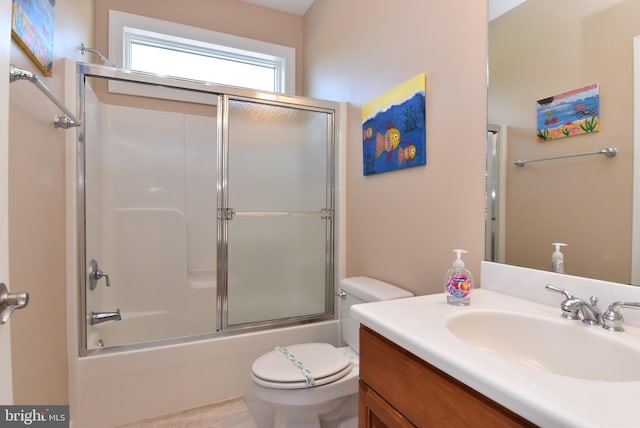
(76, 63), (339, 355)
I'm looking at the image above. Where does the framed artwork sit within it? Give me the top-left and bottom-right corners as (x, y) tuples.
(362, 73), (427, 175)
(536, 83), (599, 142)
(11, 0), (55, 76)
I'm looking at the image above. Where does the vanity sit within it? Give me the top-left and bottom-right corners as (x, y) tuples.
(352, 262), (640, 428)
(358, 325), (533, 427)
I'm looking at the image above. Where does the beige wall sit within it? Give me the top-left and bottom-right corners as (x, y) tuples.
(8, 0), (490, 409)
(304, 0), (488, 295)
(8, 0), (302, 406)
(94, 0), (305, 94)
(9, 0), (93, 405)
(489, 0), (637, 283)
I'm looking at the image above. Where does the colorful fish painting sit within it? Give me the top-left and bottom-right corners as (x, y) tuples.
(361, 74), (427, 175)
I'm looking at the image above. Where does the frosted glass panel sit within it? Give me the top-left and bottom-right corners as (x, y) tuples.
(228, 100), (328, 212)
(227, 216), (328, 325)
(225, 99), (332, 326)
(84, 77), (218, 349)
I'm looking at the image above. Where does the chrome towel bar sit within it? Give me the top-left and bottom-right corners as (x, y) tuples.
(9, 64), (80, 129)
(514, 147), (617, 167)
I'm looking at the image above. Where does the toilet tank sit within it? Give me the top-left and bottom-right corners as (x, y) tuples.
(339, 276), (413, 353)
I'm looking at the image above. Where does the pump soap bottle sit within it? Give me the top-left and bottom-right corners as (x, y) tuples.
(444, 249), (474, 306)
(551, 243), (567, 273)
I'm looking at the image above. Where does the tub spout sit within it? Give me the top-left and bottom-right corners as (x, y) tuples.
(90, 309), (121, 325)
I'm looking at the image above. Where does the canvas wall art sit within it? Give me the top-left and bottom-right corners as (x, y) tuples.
(362, 73), (426, 175)
(11, 0), (55, 76)
(536, 83), (599, 142)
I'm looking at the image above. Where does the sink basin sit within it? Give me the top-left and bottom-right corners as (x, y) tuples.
(447, 311), (640, 382)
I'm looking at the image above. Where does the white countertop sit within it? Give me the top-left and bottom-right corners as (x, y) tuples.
(352, 289), (640, 428)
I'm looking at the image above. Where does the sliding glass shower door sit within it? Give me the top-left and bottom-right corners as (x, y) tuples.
(78, 64), (337, 353)
(220, 97), (335, 328)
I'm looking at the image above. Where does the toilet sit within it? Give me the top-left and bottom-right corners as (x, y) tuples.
(251, 276), (413, 428)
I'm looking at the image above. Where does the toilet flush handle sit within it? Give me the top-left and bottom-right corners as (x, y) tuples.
(336, 290), (347, 300)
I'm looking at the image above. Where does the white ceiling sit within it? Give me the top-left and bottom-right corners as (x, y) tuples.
(240, 0), (315, 15)
(241, 0), (525, 20)
(489, 0), (527, 20)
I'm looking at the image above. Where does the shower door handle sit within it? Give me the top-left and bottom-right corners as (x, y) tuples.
(229, 209), (334, 219)
(0, 282), (29, 324)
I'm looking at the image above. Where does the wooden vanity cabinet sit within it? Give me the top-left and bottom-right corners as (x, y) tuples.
(358, 326), (536, 428)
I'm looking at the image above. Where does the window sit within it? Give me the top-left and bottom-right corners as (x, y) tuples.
(108, 10), (295, 94)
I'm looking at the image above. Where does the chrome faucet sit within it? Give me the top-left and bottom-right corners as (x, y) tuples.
(545, 284), (602, 325)
(562, 296), (602, 325)
(90, 309), (121, 325)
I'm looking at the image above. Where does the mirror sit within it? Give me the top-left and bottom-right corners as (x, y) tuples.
(487, 0), (639, 285)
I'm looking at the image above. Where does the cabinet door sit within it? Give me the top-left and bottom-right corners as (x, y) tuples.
(359, 380), (415, 428)
(359, 326), (536, 427)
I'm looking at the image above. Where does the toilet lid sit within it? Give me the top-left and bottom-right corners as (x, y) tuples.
(252, 343), (353, 389)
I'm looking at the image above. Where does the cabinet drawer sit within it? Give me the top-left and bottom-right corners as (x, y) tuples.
(359, 380), (415, 427)
(359, 326), (535, 427)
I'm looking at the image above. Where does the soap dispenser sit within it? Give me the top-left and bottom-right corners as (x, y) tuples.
(444, 249), (474, 306)
(551, 243), (567, 273)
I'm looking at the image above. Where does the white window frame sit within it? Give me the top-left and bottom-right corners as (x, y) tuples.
(108, 10), (295, 98)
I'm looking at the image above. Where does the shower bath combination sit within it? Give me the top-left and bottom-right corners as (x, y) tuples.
(76, 63), (341, 354)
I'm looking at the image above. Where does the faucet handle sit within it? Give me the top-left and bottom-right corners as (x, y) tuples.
(545, 284), (581, 320)
(602, 301), (640, 332)
(88, 259), (111, 290)
(545, 284), (573, 299)
(98, 270), (111, 288)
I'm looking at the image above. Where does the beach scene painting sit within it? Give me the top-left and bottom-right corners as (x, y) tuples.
(362, 73), (426, 175)
(536, 83), (599, 142)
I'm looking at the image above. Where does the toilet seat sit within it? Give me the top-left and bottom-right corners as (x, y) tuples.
(252, 343), (353, 390)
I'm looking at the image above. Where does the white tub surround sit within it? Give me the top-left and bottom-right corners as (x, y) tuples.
(352, 262), (640, 428)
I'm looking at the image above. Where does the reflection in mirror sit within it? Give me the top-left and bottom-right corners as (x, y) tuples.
(487, 0), (639, 285)
(485, 125), (506, 264)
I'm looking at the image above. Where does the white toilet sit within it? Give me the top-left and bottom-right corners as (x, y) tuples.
(251, 276), (413, 428)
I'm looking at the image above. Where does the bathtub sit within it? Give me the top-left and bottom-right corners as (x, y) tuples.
(70, 320), (339, 427)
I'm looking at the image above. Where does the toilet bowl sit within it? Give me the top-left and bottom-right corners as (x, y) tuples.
(251, 277), (413, 428)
